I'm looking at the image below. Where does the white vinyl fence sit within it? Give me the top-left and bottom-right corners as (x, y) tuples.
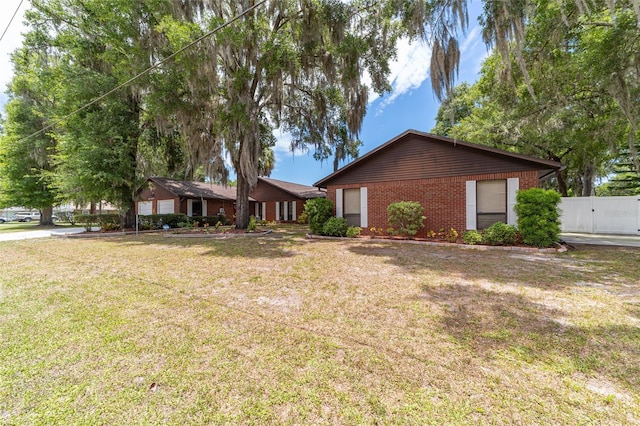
(559, 196), (640, 235)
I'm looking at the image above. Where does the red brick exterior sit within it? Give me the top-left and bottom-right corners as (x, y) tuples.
(250, 181), (306, 222)
(327, 170), (539, 238)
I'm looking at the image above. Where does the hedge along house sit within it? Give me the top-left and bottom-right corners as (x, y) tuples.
(136, 177), (255, 219)
(250, 177), (326, 222)
(314, 130), (563, 236)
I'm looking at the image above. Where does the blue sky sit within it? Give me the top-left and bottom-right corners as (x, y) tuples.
(0, 0), (488, 187)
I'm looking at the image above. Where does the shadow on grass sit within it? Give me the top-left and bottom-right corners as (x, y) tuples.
(347, 242), (640, 289)
(420, 282), (640, 393)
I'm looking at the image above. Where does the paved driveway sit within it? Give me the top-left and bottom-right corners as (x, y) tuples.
(560, 233), (640, 248)
(0, 228), (86, 242)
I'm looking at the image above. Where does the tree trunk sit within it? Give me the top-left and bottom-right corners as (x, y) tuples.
(40, 206), (54, 225)
(555, 170), (568, 197)
(235, 173), (251, 229)
(582, 162), (596, 196)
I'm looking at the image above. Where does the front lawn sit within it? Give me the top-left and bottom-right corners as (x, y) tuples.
(1, 227), (638, 424)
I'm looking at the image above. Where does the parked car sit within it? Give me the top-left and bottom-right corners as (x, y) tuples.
(15, 212), (40, 222)
(0, 217), (10, 223)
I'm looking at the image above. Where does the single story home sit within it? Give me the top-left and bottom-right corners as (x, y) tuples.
(136, 177), (250, 219)
(136, 176), (325, 222)
(251, 176), (326, 222)
(314, 130), (563, 236)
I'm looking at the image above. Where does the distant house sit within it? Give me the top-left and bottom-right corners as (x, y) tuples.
(314, 130), (562, 236)
(136, 176), (325, 222)
(251, 177), (326, 222)
(136, 177), (253, 219)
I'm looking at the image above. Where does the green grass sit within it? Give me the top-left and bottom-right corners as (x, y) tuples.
(1, 226), (639, 424)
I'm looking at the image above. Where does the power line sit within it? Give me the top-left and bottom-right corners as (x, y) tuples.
(19, 0), (267, 143)
(0, 0), (24, 45)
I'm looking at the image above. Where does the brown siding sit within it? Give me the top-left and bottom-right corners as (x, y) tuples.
(251, 181), (297, 201)
(328, 170), (539, 237)
(324, 135), (544, 186)
(251, 180), (305, 222)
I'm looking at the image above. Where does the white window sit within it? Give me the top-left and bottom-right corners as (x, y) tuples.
(157, 199), (175, 214)
(138, 201), (152, 216)
(336, 187), (368, 227)
(466, 178), (519, 230)
(277, 201), (293, 221)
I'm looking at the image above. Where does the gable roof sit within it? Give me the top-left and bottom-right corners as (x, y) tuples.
(314, 130), (563, 187)
(257, 177), (326, 199)
(149, 177), (255, 201)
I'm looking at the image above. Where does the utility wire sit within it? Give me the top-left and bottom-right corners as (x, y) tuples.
(0, 0), (24, 44)
(19, 0), (267, 142)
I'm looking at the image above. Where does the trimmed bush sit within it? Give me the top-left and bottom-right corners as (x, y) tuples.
(74, 213), (121, 231)
(137, 213), (188, 230)
(191, 214), (231, 227)
(515, 188), (561, 247)
(462, 230), (483, 245)
(483, 222), (517, 246)
(322, 217), (348, 237)
(297, 210), (308, 224)
(346, 226), (362, 238)
(247, 215), (257, 232)
(387, 201), (426, 237)
(304, 198), (334, 235)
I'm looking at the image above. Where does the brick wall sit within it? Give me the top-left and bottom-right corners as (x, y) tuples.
(327, 171), (539, 237)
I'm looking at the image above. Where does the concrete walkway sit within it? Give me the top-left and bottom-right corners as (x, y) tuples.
(560, 232), (640, 247)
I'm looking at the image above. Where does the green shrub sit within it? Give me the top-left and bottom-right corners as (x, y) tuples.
(98, 214), (121, 232)
(74, 214), (98, 231)
(137, 214), (188, 230)
(74, 214), (121, 231)
(483, 222), (517, 246)
(322, 217), (348, 237)
(191, 214), (231, 227)
(515, 188), (561, 247)
(346, 226), (362, 238)
(56, 211), (76, 225)
(247, 215), (257, 232)
(297, 210), (308, 224)
(387, 201), (426, 237)
(304, 198), (334, 235)
(462, 230), (483, 245)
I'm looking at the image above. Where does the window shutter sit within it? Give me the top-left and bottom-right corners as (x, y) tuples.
(336, 189), (343, 218)
(507, 178), (519, 225)
(466, 181), (477, 230)
(275, 202), (280, 221)
(292, 201), (297, 221)
(255, 203), (259, 217)
(187, 199), (193, 217)
(262, 202), (266, 220)
(201, 200), (207, 217)
(360, 187), (368, 228)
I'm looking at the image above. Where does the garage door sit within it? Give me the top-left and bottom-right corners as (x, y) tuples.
(138, 201), (152, 216)
(157, 199), (175, 214)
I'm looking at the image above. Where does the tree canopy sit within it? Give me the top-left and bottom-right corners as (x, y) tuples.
(433, 0), (639, 196)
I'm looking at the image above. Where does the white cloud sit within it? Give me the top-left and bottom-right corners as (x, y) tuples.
(460, 25), (482, 55)
(0, 0), (29, 99)
(375, 37), (431, 111)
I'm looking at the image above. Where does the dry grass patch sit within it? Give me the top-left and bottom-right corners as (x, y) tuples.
(1, 228), (639, 424)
